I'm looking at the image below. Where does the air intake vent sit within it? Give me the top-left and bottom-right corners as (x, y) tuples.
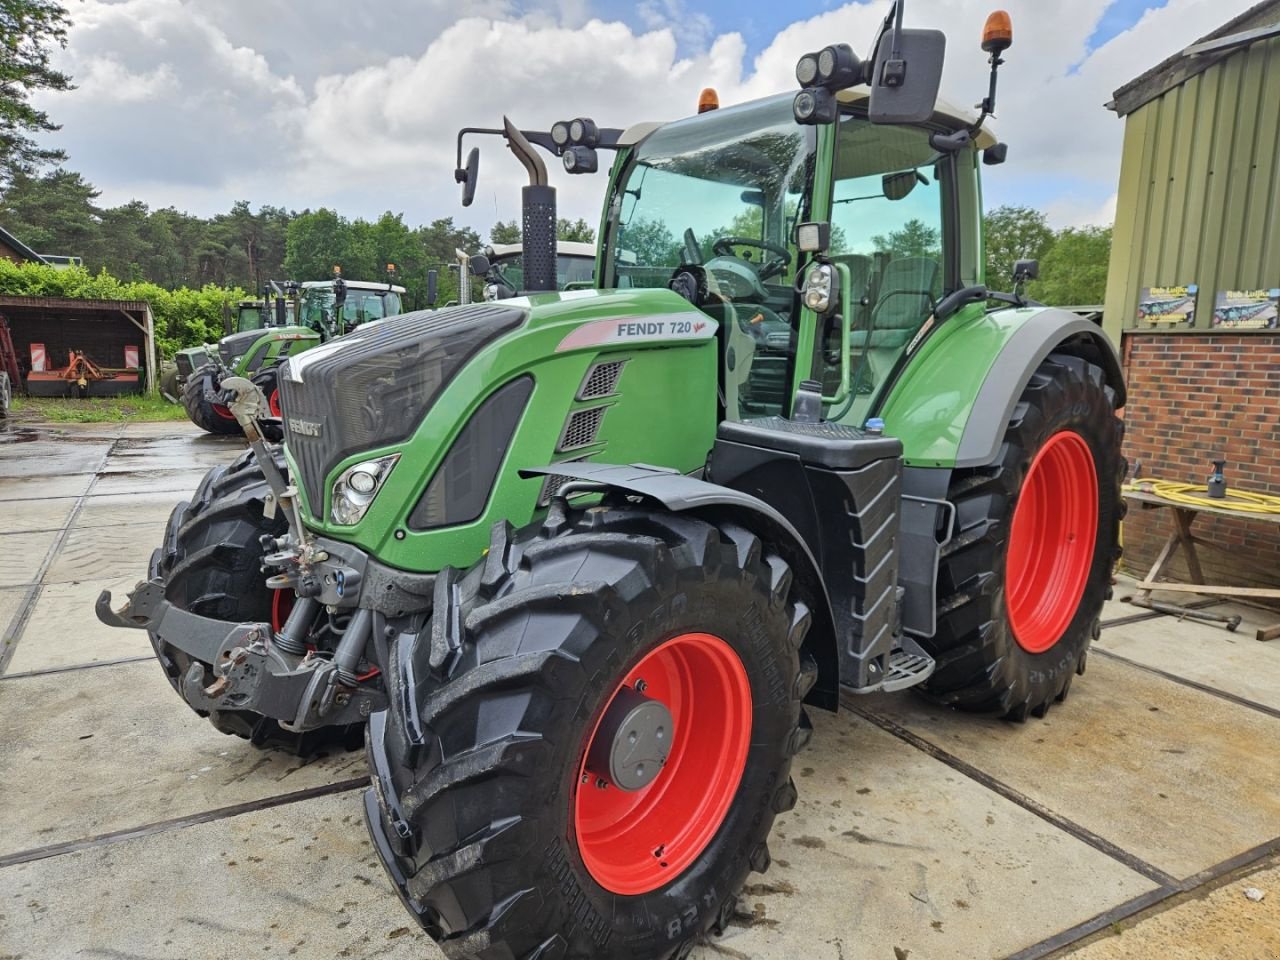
(578, 360), (626, 400)
(539, 457), (590, 507)
(557, 406), (606, 452)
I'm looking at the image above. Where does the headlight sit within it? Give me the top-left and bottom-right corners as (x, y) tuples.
(331, 454), (398, 526)
(230, 355), (244, 368)
(484, 283), (501, 302)
(802, 263), (835, 314)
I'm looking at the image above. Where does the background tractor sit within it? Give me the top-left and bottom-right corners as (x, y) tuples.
(98, 4), (1125, 958)
(180, 274), (405, 434)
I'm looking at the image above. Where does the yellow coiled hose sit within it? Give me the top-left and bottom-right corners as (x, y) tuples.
(1122, 479), (1280, 515)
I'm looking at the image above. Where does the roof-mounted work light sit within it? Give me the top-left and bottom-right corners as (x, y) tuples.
(794, 43), (864, 124)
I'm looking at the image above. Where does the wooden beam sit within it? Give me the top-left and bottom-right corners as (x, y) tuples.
(1137, 581), (1280, 599)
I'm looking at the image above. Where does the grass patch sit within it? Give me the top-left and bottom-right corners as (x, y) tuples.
(11, 394), (188, 423)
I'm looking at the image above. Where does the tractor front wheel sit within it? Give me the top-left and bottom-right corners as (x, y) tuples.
(366, 505), (816, 959)
(181, 365), (241, 435)
(149, 450), (364, 755)
(922, 352), (1124, 720)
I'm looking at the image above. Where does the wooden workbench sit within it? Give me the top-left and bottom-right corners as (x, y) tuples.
(1123, 488), (1280, 641)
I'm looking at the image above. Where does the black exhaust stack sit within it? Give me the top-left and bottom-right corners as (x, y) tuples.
(504, 117), (557, 293)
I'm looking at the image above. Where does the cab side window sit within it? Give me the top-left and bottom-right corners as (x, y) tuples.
(826, 116), (948, 423)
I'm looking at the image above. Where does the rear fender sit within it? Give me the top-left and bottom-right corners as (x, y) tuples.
(519, 462), (841, 711)
(879, 305), (1125, 468)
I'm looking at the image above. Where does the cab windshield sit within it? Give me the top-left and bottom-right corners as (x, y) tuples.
(302, 287), (403, 334)
(604, 96), (816, 418)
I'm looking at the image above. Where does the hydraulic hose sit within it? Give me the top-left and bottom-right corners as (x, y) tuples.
(1123, 479), (1280, 515)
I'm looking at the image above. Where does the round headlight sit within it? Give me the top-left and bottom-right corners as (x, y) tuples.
(551, 121), (570, 147)
(348, 469), (378, 495)
(796, 53), (819, 87)
(569, 119), (584, 143)
(793, 89), (817, 122)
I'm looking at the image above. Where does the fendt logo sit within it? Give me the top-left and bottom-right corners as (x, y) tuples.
(287, 418), (323, 437)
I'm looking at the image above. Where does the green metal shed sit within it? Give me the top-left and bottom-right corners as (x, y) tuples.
(1103, 0), (1280, 340)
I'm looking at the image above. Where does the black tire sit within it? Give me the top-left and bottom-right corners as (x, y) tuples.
(250, 365), (280, 416)
(181, 365), (241, 435)
(367, 504), (817, 960)
(921, 352), (1125, 720)
(149, 449), (364, 755)
(158, 364), (180, 402)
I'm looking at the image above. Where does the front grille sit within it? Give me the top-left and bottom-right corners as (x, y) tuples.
(557, 406), (606, 452)
(279, 304), (526, 514)
(578, 360), (626, 400)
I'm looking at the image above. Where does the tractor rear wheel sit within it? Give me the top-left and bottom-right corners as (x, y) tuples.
(366, 505), (816, 960)
(149, 450), (364, 755)
(181, 365), (241, 435)
(922, 352), (1124, 720)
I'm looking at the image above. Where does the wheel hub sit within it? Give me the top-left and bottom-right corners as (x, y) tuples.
(585, 685), (673, 791)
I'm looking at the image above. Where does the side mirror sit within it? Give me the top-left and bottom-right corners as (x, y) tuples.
(469, 254), (491, 277)
(883, 170), (927, 201)
(221, 303), (232, 336)
(867, 28), (946, 124)
(333, 276), (347, 308)
(1013, 259), (1039, 283)
(426, 269), (439, 308)
(456, 147), (479, 208)
(983, 143), (1009, 166)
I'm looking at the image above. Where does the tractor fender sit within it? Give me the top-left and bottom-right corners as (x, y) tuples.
(955, 308), (1125, 469)
(519, 461), (842, 711)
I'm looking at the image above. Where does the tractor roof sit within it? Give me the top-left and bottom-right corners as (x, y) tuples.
(618, 90), (995, 150)
(300, 280), (407, 293)
(487, 241), (596, 260)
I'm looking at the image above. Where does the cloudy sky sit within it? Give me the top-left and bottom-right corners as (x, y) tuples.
(35, 0), (1258, 232)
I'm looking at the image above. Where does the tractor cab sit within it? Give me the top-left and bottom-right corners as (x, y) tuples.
(298, 279), (406, 338)
(601, 86), (998, 430)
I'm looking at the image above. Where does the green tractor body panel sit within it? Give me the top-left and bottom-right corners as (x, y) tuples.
(283, 287), (718, 571)
(876, 301), (1033, 468)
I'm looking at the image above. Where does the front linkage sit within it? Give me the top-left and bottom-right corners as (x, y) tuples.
(97, 378), (396, 734)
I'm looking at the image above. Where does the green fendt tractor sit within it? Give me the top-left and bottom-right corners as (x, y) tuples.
(180, 276), (406, 435)
(99, 5), (1125, 957)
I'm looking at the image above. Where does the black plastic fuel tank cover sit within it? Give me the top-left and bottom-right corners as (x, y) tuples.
(717, 418), (902, 470)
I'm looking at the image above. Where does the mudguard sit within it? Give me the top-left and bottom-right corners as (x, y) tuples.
(878, 305), (1125, 469)
(519, 461), (842, 711)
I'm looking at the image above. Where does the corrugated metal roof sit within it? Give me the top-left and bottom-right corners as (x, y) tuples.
(0, 295), (150, 313)
(1110, 0), (1280, 116)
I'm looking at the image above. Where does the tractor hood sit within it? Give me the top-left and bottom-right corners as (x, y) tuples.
(218, 330), (264, 367)
(279, 304), (527, 513)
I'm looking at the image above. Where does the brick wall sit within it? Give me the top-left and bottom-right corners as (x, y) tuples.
(1119, 333), (1280, 588)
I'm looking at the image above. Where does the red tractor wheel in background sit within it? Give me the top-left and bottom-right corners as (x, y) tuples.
(366, 507), (817, 960)
(181, 365), (242, 436)
(251, 366), (282, 418)
(921, 352), (1124, 720)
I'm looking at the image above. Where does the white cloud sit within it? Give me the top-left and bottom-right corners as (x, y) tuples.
(36, 0), (1263, 231)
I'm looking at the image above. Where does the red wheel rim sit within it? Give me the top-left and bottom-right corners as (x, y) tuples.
(574, 633), (752, 895)
(270, 589), (294, 634)
(1006, 430), (1099, 654)
(211, 402), (236, 420)
(268, 388), (281, 418)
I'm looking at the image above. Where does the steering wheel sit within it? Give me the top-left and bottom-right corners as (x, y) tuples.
(711, 236), (792, 281)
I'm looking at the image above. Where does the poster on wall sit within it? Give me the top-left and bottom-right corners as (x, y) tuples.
(1136, 285), (1198, 328)
(1212, 289), (1280, 329)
